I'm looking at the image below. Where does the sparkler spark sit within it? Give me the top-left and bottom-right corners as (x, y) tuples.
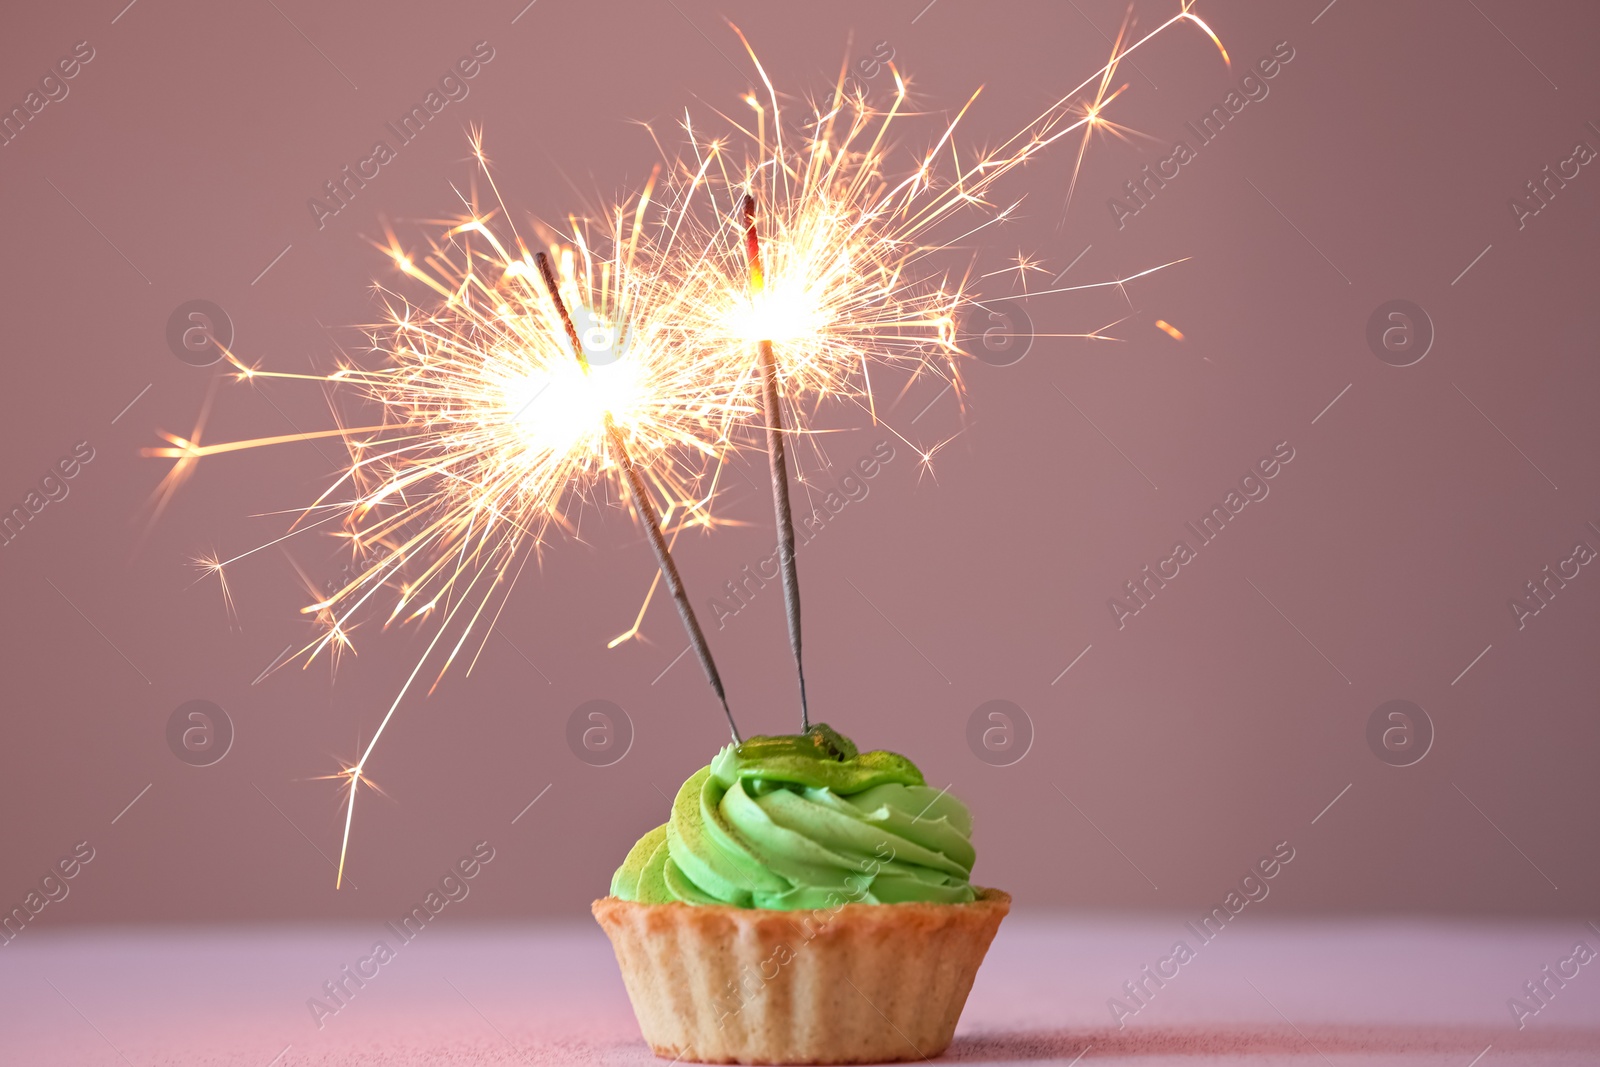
(647, 6), (1228, 455)
(151, 156), (749, 886)
(190, 549), (239, 628)
(144, 5), (1227, 885)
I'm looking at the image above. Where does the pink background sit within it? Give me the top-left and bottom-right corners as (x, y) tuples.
(1, 0), (1597, 938)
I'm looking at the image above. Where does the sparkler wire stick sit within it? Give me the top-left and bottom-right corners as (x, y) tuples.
(532, 252), (741, 743)
(739, 194), (808, 731)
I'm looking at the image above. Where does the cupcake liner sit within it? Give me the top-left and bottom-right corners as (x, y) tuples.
(593, 888), (1009, 1064)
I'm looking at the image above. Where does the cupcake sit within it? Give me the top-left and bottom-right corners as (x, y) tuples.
(594, 724), (1008, 1064)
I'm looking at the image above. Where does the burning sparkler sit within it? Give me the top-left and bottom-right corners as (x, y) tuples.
(625, 7), (1226, 730)
(532, 249), (740, 743)
(148, 151), (756, 883)
(632, 5), (1226, 466)
(739, 193), (809, 731)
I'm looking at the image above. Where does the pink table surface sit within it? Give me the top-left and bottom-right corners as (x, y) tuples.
(3, 915), (1598, 1065)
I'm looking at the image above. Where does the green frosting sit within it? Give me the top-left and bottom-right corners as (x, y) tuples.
(610, 724), (977, 909)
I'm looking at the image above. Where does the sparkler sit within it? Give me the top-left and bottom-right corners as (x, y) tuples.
(147, 3), (1228, 885)
(651, 3), (1228, 450)
(532, 249), (740, 743)
(739, 193), (808, 731)
(623, 9), (1227, 737)
(147, 155), (754, 885)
